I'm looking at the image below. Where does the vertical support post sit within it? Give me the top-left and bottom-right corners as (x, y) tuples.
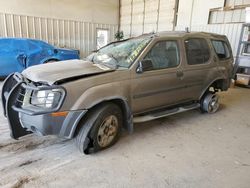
(62, 20), (65, 47)
(78, 21), (81, 53)
(18, 15), (22, 38)
(73, 21), (76, 48)
(3, 13), (8, 37)
(88, 22), (91, 54)
(11, 14), (15, 37)
(45, 18), (48, 42)
(130, 0), (133, 37)
(172, 0), (179, 31)
(142, 0), (146, 34)
(39, 17), (42, 39)
(32, 17), (36, 38)
(118, 0), (121, 32)
(51, 19), (54, 45)
(26, 16), (29, 38)
(57, 19), (60, 46)
(68, 21), (71, 47)
(83, 22), (86, 56)
(156, 0), (161, 32)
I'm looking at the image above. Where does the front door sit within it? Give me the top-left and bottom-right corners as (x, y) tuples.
(131, 40), (188, 114)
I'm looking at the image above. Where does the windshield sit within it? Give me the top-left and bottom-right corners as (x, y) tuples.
(87, 37), (151, 69)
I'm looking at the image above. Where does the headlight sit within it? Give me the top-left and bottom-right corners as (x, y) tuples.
(31, 89), (63, 109)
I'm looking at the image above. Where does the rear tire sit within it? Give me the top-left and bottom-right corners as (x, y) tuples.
(200, 92), (220, 113)
(75, 103), (123, 154)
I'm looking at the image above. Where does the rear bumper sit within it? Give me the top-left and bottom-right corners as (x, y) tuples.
(1, 73), (87, 139)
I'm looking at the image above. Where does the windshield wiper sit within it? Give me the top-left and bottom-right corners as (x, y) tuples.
(107, 53), (119, 65)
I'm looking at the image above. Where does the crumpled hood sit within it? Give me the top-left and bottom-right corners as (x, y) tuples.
(22, 59), (114, 85)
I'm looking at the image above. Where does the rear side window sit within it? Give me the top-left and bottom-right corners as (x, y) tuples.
(211, 40), (230, 59)
(185, 38), (210, 65)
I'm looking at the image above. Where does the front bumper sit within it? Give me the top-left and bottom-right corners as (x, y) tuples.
(1, 73), (87, 139)
(19, 109), (87, 138)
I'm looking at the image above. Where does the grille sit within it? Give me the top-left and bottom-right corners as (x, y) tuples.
(15, 86), (26, 108)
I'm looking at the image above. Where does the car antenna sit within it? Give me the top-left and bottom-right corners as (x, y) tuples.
(185, 27), (190, 33)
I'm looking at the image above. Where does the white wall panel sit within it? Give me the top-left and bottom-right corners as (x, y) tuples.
(0, 0), (119, 25)
(158, 0), (176, 31)
(176, 0), (245, 57)
(120, 0), (132, 38)
(120, 0), (176, 37)
(132, 0), (144, 36)
(0, 12), (118, 57)
(177, 0), (224, 28)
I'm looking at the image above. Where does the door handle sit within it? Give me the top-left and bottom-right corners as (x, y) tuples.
(176, 71), (184, 78)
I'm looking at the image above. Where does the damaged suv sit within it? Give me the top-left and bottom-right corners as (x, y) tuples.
(1, 31), (233, 154)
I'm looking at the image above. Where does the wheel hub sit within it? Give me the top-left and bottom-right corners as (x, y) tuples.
(97, 115), (118, 148)
(203, 93), (219, 113)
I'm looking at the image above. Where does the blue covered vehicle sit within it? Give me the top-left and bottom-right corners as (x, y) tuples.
(0, 38), (80, 77)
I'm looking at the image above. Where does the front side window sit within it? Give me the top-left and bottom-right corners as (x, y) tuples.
(185, 38), (210, 65)
(143, 40), (180, 71)
(211, 40), (230, 59)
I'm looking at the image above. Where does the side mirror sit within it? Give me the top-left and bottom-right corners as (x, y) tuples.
(136, 59), (153, 73)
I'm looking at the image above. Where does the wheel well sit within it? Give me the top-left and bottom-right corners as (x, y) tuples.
(210, 79), (228, 91)
(73, 99), (133, 138)
(200, 79), (228, 101)
(43, 58), (59, 64)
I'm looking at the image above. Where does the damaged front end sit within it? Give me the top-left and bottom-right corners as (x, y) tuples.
(1, 73), (66, 139)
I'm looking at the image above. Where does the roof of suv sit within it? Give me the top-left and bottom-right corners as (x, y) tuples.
(135, 31), (227, 40)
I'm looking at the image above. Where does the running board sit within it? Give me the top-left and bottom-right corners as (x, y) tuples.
(133, 103), (200, 123)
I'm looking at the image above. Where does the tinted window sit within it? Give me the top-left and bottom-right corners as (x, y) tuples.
(143, 41), (180, 70)
(212, 40), (230, 59)
(185, 38), (210, 65)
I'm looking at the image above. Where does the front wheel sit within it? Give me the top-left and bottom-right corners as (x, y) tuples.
(200, 92), (220, 113)
(75, 103), (123, 154)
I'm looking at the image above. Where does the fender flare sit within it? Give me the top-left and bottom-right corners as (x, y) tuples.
(89, 97), (134, 133)
(71, 97), (133, 139)
(199, 77), (229, 100)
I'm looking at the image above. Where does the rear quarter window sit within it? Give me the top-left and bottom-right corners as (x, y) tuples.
(211, 40), (231, 60)
(185, 38), (210, 65)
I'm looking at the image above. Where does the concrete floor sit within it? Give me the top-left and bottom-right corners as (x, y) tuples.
(0, 82), (250, 188)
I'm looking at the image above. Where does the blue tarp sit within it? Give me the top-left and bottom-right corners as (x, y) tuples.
(0, 38), (80, 77)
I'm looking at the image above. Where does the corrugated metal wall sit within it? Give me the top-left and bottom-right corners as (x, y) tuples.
(120, 0), (176, 38)
(192, 24), (242, 56)
(0, 12), (118, 57)
(176, 23), (242, 56)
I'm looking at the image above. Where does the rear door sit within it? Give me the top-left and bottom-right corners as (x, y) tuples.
(181, 37), (216, 100)
(131, 39), (188, 114)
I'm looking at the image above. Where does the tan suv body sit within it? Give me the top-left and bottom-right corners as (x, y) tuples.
(1, 32), (233, 154)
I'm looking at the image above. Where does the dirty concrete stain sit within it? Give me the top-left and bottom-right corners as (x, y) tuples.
(11, 176), (32, 188)
(18, 159), (41, 167)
